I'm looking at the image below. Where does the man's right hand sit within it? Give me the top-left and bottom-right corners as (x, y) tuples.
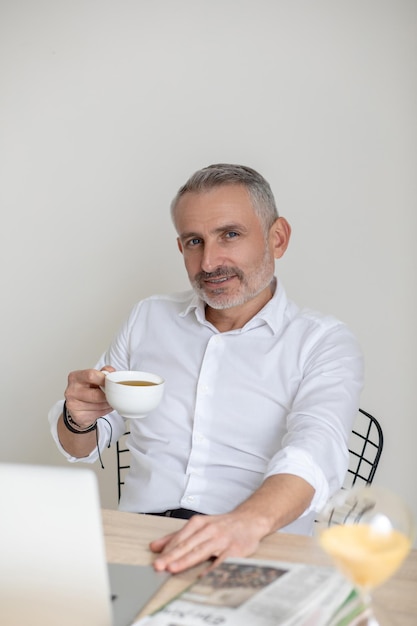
(57, 367), (116, 458)
(64, 366), (115, 429)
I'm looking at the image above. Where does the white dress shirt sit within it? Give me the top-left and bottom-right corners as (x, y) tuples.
(49, 280), (364, 535)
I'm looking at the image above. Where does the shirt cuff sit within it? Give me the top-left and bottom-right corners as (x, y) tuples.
(264, 445), (330, 516)
(48, 400), (110, 464)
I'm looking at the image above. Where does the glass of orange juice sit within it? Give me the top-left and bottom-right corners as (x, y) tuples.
(315, 485), (415, 625)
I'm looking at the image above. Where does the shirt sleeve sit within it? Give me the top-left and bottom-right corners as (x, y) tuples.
(264, 318), (364, 516)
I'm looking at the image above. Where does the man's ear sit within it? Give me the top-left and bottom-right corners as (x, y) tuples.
(270, 217), (291, 259)
(177, 237), (184, 255)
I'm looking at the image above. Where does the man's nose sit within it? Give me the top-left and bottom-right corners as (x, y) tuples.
(201, 240), (223, 273)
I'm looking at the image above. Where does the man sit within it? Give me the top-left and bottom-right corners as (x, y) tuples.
(49, 163), (363, 574)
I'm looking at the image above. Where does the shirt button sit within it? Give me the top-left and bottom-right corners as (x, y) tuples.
(186, 496), (195, 503)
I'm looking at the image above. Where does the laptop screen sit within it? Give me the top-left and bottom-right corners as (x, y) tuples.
(0, 463), (169, 626)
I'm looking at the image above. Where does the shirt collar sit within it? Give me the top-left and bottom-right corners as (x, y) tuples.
(249, 278), (289, 334)
(179, 278), (289, 334)
(179, 292), (207, 324)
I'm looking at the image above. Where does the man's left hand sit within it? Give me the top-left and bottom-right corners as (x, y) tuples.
(150, 511), (267, 574)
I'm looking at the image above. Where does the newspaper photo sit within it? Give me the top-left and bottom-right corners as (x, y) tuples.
(135, 557), (361, 626)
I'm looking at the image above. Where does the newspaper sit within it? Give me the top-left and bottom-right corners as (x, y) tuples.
(134, 558), (364, 626)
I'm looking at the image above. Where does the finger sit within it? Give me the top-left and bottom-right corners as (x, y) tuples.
(149, 515), (207, 553)
(150, 520), (210, 567)
(149, 532), (177, 553)
(151, 515), (208, 552)
(152, 520), (229, 573)
(198, 552), (228, 577)
(154, 535), (221, 573)
(66, 387), (109, 407)
(68, 368), (105, 388)
(157, 517), (217, 558)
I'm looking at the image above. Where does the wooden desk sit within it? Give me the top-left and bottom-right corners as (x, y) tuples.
(102, 509), (417, 625)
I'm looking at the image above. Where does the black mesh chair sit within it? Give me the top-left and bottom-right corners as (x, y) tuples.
(343, 408), (384, 489)
(116, 429), (130, 502)
(116, 408), (384, 500)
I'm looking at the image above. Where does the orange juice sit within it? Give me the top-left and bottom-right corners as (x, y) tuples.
(319, 523), (411, 589)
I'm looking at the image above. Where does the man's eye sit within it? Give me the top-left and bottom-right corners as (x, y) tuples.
(188, 238), (202, 247)
(225, 231), (239, 239)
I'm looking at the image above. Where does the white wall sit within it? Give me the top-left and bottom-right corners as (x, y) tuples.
(1, 1), (416, 533)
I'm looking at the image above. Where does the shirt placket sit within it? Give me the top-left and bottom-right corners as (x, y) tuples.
(180, 334), (225, 510)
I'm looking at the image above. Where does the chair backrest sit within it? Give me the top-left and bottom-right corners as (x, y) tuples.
(116, 429), (130, 502)
(344, 408), (384, 489)
(116, 408), (384, 500)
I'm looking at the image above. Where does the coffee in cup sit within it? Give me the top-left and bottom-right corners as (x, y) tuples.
(102, 370), (164, 419)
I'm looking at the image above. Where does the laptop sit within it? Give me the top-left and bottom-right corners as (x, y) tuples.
(0, 462), (170, 626)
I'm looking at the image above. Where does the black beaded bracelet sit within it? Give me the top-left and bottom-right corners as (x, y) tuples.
(62, 401), (97, 434)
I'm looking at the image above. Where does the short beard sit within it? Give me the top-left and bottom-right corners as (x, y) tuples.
(191, 261), (275, 310)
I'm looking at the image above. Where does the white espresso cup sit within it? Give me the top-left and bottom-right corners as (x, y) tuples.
(102, 370), (164, 419)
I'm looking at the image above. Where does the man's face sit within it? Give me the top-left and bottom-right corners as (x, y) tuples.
(174, 185), (277, 310)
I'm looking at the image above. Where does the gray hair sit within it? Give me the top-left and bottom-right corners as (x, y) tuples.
(170, 163), (279, 233)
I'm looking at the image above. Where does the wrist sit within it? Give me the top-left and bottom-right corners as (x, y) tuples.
(62, 401), (97, 434)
